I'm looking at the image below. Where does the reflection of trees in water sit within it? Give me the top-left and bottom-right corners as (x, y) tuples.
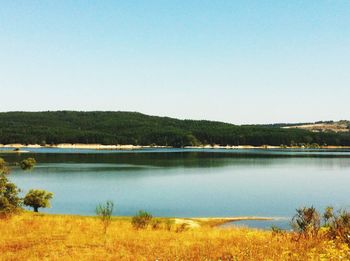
(2, 150), (350, 169)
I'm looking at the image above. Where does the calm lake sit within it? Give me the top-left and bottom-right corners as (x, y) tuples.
(2, 148), (350, 229)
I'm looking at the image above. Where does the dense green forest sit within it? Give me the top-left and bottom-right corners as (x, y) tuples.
(0, 111), (349, 147)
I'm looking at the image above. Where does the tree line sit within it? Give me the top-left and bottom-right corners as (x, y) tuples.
(0, 111), (350, 147)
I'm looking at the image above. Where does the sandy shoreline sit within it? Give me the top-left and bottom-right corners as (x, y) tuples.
(175, 216), (277, 228)
(0, 143), (350, 150)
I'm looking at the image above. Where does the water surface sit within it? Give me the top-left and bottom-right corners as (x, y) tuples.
(2, 148), (350, 229)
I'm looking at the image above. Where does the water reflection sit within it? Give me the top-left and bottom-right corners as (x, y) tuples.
(3, 149), (350, 229)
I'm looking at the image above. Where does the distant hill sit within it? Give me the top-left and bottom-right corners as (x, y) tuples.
(0, 111), (350, 147)
(282, 120), (350, 133)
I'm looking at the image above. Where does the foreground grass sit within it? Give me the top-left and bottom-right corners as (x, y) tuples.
(1, 213), (349, 260)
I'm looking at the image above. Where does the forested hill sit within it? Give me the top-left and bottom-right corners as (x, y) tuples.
(0, 111), (350, 147)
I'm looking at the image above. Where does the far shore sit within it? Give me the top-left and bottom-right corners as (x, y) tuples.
(0, 143), (350, 151)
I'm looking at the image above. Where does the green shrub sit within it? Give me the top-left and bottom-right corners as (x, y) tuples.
(151, 218), (162, 230)
(131, 210), (153, 229)
(334, 210), (350, 245)
(271, 225), (284, 236)
(323, 206), (335, 226)
(291, 206), (320, 239)
(20, 158), (36, 170)
(165, 219), (173, 231)
(293, 206), (350, 245)
(322, 207), (350, 245)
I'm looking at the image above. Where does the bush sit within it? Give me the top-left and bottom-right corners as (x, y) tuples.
(323, 206), (335, 226)
(165, 219), (173, 231)
(291, 206), (320, 239)
(151, 218), (162, 230)
(271, 225), (284, 236)
(292, 206), (350, 245)
(323, 207), (350, 245)
(20, 158), (36, 170)
(334, 210), (350, 245)
(131, 210), (153, 229)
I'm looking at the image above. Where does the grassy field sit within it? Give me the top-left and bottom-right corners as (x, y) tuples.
(1, 213), (349, 260)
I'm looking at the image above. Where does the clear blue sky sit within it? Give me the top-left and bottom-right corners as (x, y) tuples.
(1, 1), (349, 124)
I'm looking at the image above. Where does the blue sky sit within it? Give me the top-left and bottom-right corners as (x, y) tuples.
(1, 1), (349, 124)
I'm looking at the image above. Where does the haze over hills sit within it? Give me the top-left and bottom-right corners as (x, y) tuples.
(0, 111), (349, 147)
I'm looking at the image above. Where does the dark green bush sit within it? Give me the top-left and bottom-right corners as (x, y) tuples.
(131, 210), (153, 229)
(20, 158), (36, 170)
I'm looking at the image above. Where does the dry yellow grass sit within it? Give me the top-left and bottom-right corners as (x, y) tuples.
(1, 213), (349, 261)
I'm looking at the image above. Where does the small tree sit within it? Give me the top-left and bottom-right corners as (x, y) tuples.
(24, 189), (53, 212)
(131, 210), (153, 229)
(95, 200), (114, 235)
(20, 158), (36, 170)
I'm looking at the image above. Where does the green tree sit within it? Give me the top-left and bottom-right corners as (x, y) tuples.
(23, 189), (53, 212)
(20, 158), (36, 170)
(0, 158), (21, 215)
(0, 174), (22, 215)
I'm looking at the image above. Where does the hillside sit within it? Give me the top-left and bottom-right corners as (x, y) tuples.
(282, 120), (350, 133)
(0, 111), (350, 147)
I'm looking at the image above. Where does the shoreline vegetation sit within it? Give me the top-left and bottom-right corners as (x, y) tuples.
(1, 212), (349, 260)
(1, 143), (350, 151)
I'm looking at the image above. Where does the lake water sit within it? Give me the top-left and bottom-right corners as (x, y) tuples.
(2, 148), (350, 229)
